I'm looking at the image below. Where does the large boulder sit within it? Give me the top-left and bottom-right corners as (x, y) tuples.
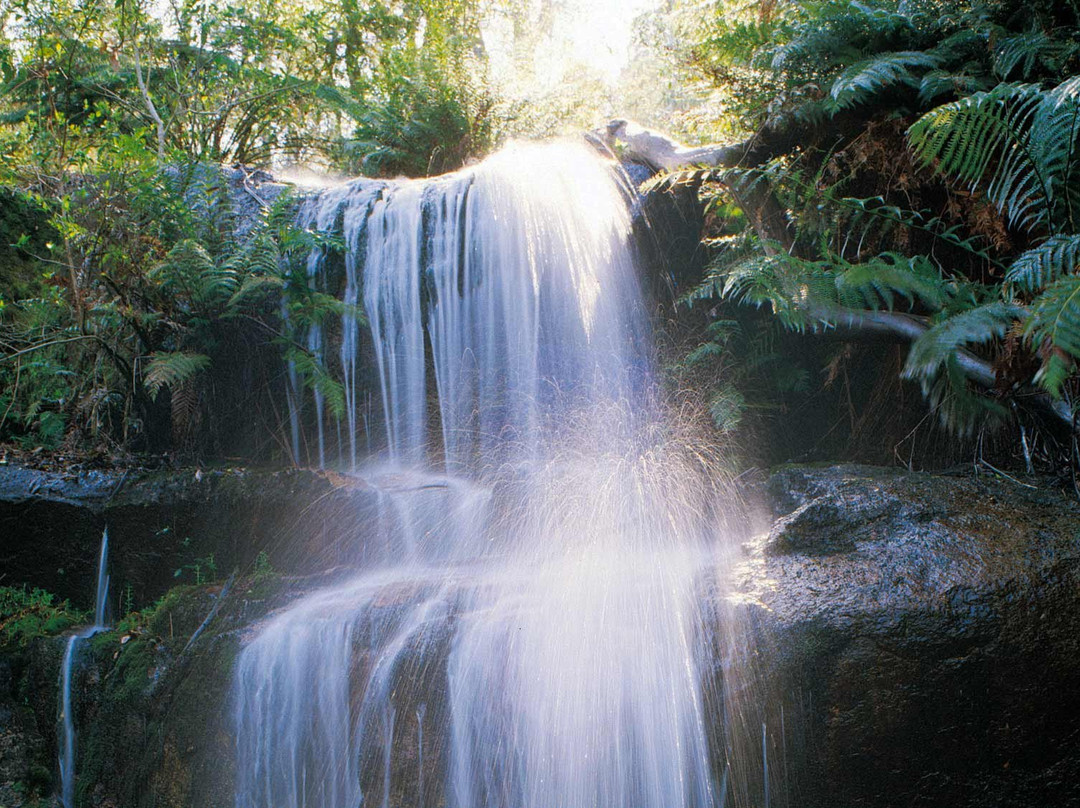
(735, 464), (1080, 807)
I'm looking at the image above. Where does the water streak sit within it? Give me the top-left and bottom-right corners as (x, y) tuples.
(57, 527), (110, 808)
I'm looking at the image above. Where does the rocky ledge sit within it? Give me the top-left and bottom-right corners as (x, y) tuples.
(735, 464), (1080, 807)
(0, 463), (386, 611)
(3, 463), (1080, 807)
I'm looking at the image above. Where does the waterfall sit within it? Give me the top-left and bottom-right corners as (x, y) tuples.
(235, 140), (742, 808)
(57, 526), (110, 808)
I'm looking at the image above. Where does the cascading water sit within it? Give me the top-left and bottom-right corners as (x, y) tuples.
(235, 141), (759, 808)
(57, 526), (110, 808)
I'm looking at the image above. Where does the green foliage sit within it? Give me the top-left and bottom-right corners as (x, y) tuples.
(993, 30), (1080, 80)
(708, 384), (746, 435)
(174, 553), (217, 585)
(665, 0), (1080, 446)
(671, 313), (812, 439)
(345, 48), (497, 177)
(1025, 276), (1080, 394)
(253, 549), (275, 580)
(143, 352), (211, 401)
(0, 0), (512, 458)
(283, 345), (347, 419)
(904, 302), (1022, 380)
(690, 247), (953, 331)
(828, 50), (941, 111)
(908, 78), (1080, 234)
(908, 75), (1080, 399)
(834, 195), (1002, 266)
(1005, 235), (1080, 292)
(0, 586), (85, 647)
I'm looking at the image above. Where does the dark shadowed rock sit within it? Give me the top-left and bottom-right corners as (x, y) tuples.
(0, 464), (383, 615)
(735, 464), (1080, 807)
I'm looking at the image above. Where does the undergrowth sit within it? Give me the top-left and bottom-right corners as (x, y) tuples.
(0, 586), (85, 647)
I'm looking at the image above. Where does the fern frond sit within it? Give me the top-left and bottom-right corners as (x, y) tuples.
(828, 50), (940, 110)
(993, 30), (1080, 80)
(1030, 78), (1080, 233)
(1025, 275), (1080, 395)
(284, 347), (346, 418)
(835, 195), (1002, 266)
(713, 253), (828, 332)
(909, 83), (1054, 232)
(834, 253), (948, 311)
(691, 245), (952, 333)
(708, 384), (746, 434)
(1005, 234), (1080, 292)
(910, 78), (1080, 234)
(903, 302), (1021, 380)
(153, 239), (238, 306)
(229, 274), (287, 306)
(918, 70), (987, 106)
(684, 341), (726, 366)
(922, 355), (1010, 437)
(143, 352), (211, 401)
(900, 304), (1020, 435)
(679, 231), (760, 306)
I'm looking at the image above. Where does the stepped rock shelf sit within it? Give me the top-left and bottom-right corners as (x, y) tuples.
(2, 463), (1078, 807)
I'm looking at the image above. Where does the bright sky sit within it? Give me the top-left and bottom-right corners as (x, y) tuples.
(483, 0), (665, 92)
(560, 0), (664, 83)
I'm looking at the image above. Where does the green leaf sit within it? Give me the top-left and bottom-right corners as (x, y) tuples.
(903, 303), (1022, 380)
(143, 352), (211, 401)
(1005, 234), (1080, 293)
(1025, 275), (1080, 395)
(284, 347), (346, 419)
(909, 79), (1080, 234)
(708, 385), (745, 434)
(834, 254), (948, 312)
(828, 51), (940, 111)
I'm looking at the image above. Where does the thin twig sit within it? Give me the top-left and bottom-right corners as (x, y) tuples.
(979, 460), (1038, 489)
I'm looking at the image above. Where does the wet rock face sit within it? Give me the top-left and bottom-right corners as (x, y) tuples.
(5, 462), (1080, 808)
(0, 464), (383, 614)
(740, 464), (1080, 808)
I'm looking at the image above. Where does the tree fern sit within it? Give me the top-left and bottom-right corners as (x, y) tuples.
(229, 273), (286, 306)
(903, 302), (1021, 380)
(828, 51), (940, 111)
(908, 78), (1080, 234)
(1025, 275), (1080, 395)
(708, 383), (746, 434)
(902, 303), (1021, 434)
(922, 354), (1009, 436)
(918, 70), (988, 106)
(679, 231), (759, 306)
(1030, 76), (1080, 231)
(1005, 234), (1080, 292)
(834, 195), (1002, 267)
(767, 0), (918, 76)
(833, 253), (948, 311)
(993, 30), (1080, 81)
(692, 249), (952, 332)
(143, 352), (211, 401)
(702, 252), (830, 332)
(909, 83), (1045, 229)
(152, 240), (238, 307)
(283, 346), (346, 419)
